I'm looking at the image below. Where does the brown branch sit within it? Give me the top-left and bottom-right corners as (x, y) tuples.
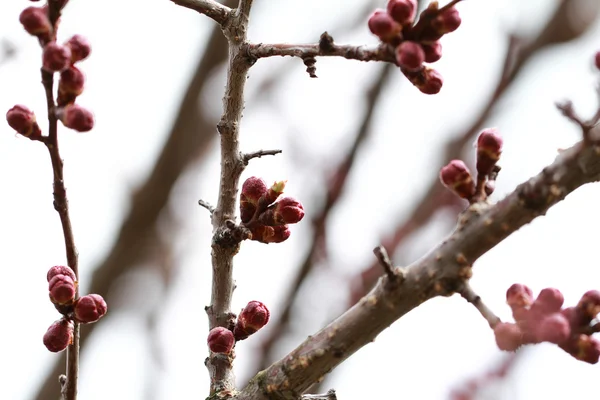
(458, 283), (501, 328)
(238, 135), (600, 400)
(302, 389), (337, 400)
(243, 149), (282, 163)
(170, 0), (231, 24)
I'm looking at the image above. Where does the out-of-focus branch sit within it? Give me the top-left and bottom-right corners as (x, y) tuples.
(449, 353), (519, 400)
(238, 133), (600, 400)
(254, 63), (394, 373)
(32, 1), (238, 398)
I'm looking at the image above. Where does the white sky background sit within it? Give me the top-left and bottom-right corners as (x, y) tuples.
(1, 0), (600, 399)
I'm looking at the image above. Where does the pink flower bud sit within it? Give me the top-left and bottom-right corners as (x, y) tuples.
(240, 176), (268, 223)
(476, 128), (503, 176)
(386, 0), (416, 25)
(434, 6), (461, 34)
(368, 9), (402, 42)
(537, 313), (571, 344)
(234, 301), (270, 341)
(565, 334), (600, 364)
(506, 283), (533, 310)
(532, 288), (564, 314)
(58, 66), (85, 106)
(274, 197), (304, 224)
(19, 7), (51, 39)
(396, 41), (424, 72)
(439, 160), (475, 199)
(561, 306), (589, 330)
(577, 290), (600, 319)
(422, 41), (442, 63)
(493, 322), (523, 351)
(43, 319), (73, 353)
(415, 67), (443, 95)
(6, 105), (42, 139)
(207, 327), (235, 354)
(49, 274), (76, 305)
(65, 35), (91, 63)
(42, 42), (72, 72)
(74, 294), (107, 323)
(58, 104), (94, 132)
(47, 265), (76, 282)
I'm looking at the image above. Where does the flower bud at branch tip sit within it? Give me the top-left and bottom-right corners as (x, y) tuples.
(6, 105), (42, 139)
(58, 104), (94, 132)
(234, 301), (270, 341)
(439, 160), (475, 199)
(19, 7), (51, 40)
(49, 274), (76, 305)
(368, 10), (401, 42)
(207, 327), (235, 354)
(387, 0), (416, 26)
(43, 42), (72, 72)
(43, 319), (73, 353)
(74, 294), (107, 323)
(65, 34), (91, 63)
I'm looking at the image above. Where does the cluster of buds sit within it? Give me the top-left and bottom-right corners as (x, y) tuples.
(494, 284), (600, 364)
(239, 176), (305, 244)
(440, 128), (503, 203)
(43, 265), (107, 352)
(368, 0), (462, 94)
(10, 2), (94, 136)
(207, 301), (270, 354)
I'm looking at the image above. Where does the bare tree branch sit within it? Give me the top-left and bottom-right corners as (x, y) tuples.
(170, 0), (231, 24)
(243, 149), (283, 163)
(238, 135), (600, 399)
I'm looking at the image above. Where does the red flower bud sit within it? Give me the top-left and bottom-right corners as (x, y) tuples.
(476, 128), (503, 176)
(43, 319), (73, 353)
(58, 66), (85, 106)
(415, 67), (443, 95)
(58, 104), (94, 132)
(49, 274), (76, 305)
(6, 105), (42, 139)
(434, 6), (461, 34)
(386, 0), (416, 25)
(274, 197), (304, 224)
(577, 290), (600, 319)
(537, 313), (571, 344)
(368, 9), (402, 42)
(396, 41), (424, 72)
(207, 327), (235, 354)
(43, 42), (72, 72)
(561, 306), (589, 330)
(506, 283), (533, 310)
(240, 176), (268, 223)
(234, 301), (270, 341)
(493, 322), (522, 351)
(19, 7), (51, 39)
(248, 224), (291, 244)
(74, 294), (107, 323)
(422, 41), (442, 63)
(439, 160), (475, 199)
(532, 288), (564, 314)
(47, 265), (76, 282)
(566, 334), (600, 364)
(65, 35), (91, 63)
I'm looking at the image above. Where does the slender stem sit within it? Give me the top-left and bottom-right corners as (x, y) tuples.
(170, 0), (231, 24)
(459, 283), (501, 328)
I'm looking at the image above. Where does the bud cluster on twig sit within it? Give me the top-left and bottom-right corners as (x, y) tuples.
(368, 0), (463, 94)
(44, 266), (107, 353)
(440, 128), (503, 203)
(207, 301), (270, 354)
(239, 176), (305, 244)
(494, 284), (600, 364)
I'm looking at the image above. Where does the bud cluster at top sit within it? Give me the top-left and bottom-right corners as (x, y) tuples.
(43, 265), (108, 353)
(239, 176), (305, 244)
(494, 284), (600, 364)
(368, 0), (463, 94)
(207, 300), (270, 354)
(440, 128), (503, 203)
(7, 2), (94, 139)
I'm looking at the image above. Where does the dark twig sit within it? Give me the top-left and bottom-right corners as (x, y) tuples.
(170, 0), (231, 24)
(373, 246), (402, 284)
(458, 283), (501, 328)
(243, 149), (282, 163)
(302, 389), (337, 400)
(246, 41), (395, 63)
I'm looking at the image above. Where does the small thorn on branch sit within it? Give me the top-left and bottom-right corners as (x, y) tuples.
(302, 389), (337, 400)
(198, 199), (215, 214)
(303, 56), (318, 78)
(243, 149), (282, 164)
(373, 245), (403, 284)
(556, 101), (594, 142)
(459, 283), (501, 328)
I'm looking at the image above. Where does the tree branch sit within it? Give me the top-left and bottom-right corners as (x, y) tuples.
(302, 389), (337, 400)
(170, 0), (231, 24)
(458, 282), (501, 328)
(238, 135), (600, 399)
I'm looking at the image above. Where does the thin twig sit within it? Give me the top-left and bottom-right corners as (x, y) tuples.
(198, 199), (216, 214)
(246, 42), (394, 63)
(170, 0), (231, 24)
(302, 389), (337, 400)
(373, 246), (402, 284)
(243, 149), (282, 163)
(459, 283), (501, 328)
